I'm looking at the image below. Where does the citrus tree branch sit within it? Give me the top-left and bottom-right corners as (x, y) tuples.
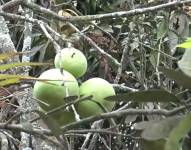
(1, 0), (191, 23)
(20, 0), (191, 22)
(0, 106), (186, 136)
(61, 106), (186, 132)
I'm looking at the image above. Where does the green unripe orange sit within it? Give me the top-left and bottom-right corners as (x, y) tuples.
(54, 47), (87, 78)
(33, 68), (79, 125)
(75, 78), (115, 118)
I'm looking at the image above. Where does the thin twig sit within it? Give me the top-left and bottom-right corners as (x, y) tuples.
(39, 22), (61, 53)
(66, 129), (136, 138)
(112, 84), (138, 92)
(114, 33), (131, 83)
(156, 39), (162, 87)
(68, 22), (120, 67)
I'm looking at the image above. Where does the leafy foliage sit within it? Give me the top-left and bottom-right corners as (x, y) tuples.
(1, 0), (191, 150)
(177, 38), (191, 48)
(159, 67), (191, 89)
(105, 90), (179, 102)
(165, 114), (191, 150)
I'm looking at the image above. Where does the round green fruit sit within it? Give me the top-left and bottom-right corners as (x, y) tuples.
(33, 68), (79, 125)
(54, 47), (87, 78)
(75, 78), (115, 118)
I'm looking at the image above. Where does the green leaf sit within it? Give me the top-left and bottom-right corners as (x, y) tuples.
(134, 116), (181, 140)
(34, 110), (62, 138)
(90, 0), (97, 13)
(159, 67), (191, 89)
(185, 38), (191, 41)
(177, 41), (191, 48)
(157, 18), (168, 39)
(0, 74), (26, 80)
(165, 113), (191, 150)
(0, 51), (30, 61)
(0, 78), (20, 86)
(0, 74), (42, 81)
(0, 62), (51, 71)
(140, 139), (166, 150)
(125, 115), (137, 124)
(149, 51), (158, 68)
(105, 90), (179, 102)
(177, 38), (191, 48)
(178, 49), (191, 77)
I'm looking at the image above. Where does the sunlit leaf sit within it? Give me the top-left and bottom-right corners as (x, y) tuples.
(0, 74), (41, 81)
(105, 90), (179, 102)
(0, 74), (60, 82)
(0, 51), (31, 61)
(0, 62), (51, 71)
(177, 38), (191, 48)
(0, 78), (20, 86)
(177, 41), (191, 48)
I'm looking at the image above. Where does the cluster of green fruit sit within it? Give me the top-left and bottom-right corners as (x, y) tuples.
(33, 47), (115, 125)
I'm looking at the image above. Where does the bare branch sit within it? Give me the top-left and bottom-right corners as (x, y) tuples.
(61, 106), (186, 132)
(0, 106), (185, 136)
(21, 0), (191, 22)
